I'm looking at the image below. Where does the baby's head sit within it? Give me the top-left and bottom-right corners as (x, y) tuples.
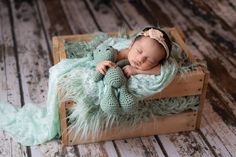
(128, 27), (172, 70)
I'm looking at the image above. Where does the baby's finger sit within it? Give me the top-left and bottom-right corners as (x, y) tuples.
(106, 61), (116, 68)
(123, 69), (129, 77)
(122, 66), (127, 70)
(101, 67), (107, 75)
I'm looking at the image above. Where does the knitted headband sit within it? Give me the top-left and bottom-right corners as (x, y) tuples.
(137, 28), (170, 59)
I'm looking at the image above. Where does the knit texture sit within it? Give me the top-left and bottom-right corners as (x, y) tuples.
(92, 44), (137, 114)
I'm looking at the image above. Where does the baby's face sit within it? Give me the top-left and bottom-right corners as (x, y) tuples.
(128, 37), (166, 70)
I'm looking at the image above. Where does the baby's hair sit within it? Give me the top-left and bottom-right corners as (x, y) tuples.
(133, 26), (172, 64)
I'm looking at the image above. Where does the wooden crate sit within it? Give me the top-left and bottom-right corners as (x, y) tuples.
(53, 27), (209, 146)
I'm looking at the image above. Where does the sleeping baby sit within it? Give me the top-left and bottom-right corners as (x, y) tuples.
(96, 27), (172, 77)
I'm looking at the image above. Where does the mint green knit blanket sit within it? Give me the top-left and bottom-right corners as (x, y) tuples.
(0, 33), (200, 146)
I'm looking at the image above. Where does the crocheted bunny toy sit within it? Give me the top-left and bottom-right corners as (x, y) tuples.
(93, 45), (137, 114)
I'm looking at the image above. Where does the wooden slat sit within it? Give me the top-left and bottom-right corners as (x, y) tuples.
(52, 37), (60, 65)
(9, 0), (55, 156)
(208, 79), (236, 120)
(140, 136), (165, 157)
(147, 69), (205, 99)
(110, 136), (166, 157)
(133, 0), (173, 27)
(170, 0), (236, 66)
(165, 0), (236, 94)
(67, 111), (197, 145)
(77, 142), (118, 157)
(84, 0), (130, 32)
(59, 102), (68, 145)
(10, 0), (50, 103)
(60, 0), (99, 34)
(0, 0), (28, 156)
(200, 118), (232, 157)
(36, 0), (73, 49)
(203, 0), (236, 30)
(159, 132), (215, 157)
(202, 101), (236, 156)
(196, 67), (209, 128)
(200, 114), (234, 156)
(115, 138), (156, 157)
(112, 0), (148, 29)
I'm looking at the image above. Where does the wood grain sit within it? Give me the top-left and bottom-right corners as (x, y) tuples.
(1, 0), (236, 156)
(0, 0), (28, 156)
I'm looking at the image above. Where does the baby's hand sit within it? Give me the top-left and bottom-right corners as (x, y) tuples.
(96, 61), (117, 75)
(123, 65), (138, 77)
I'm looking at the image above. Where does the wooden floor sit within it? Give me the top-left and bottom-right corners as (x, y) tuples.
(0, 0), (236, 156)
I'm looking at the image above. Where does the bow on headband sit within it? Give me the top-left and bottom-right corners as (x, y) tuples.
(138, 28), (170, 59)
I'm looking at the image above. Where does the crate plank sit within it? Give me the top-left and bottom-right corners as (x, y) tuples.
(66, 111), (197, 145)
